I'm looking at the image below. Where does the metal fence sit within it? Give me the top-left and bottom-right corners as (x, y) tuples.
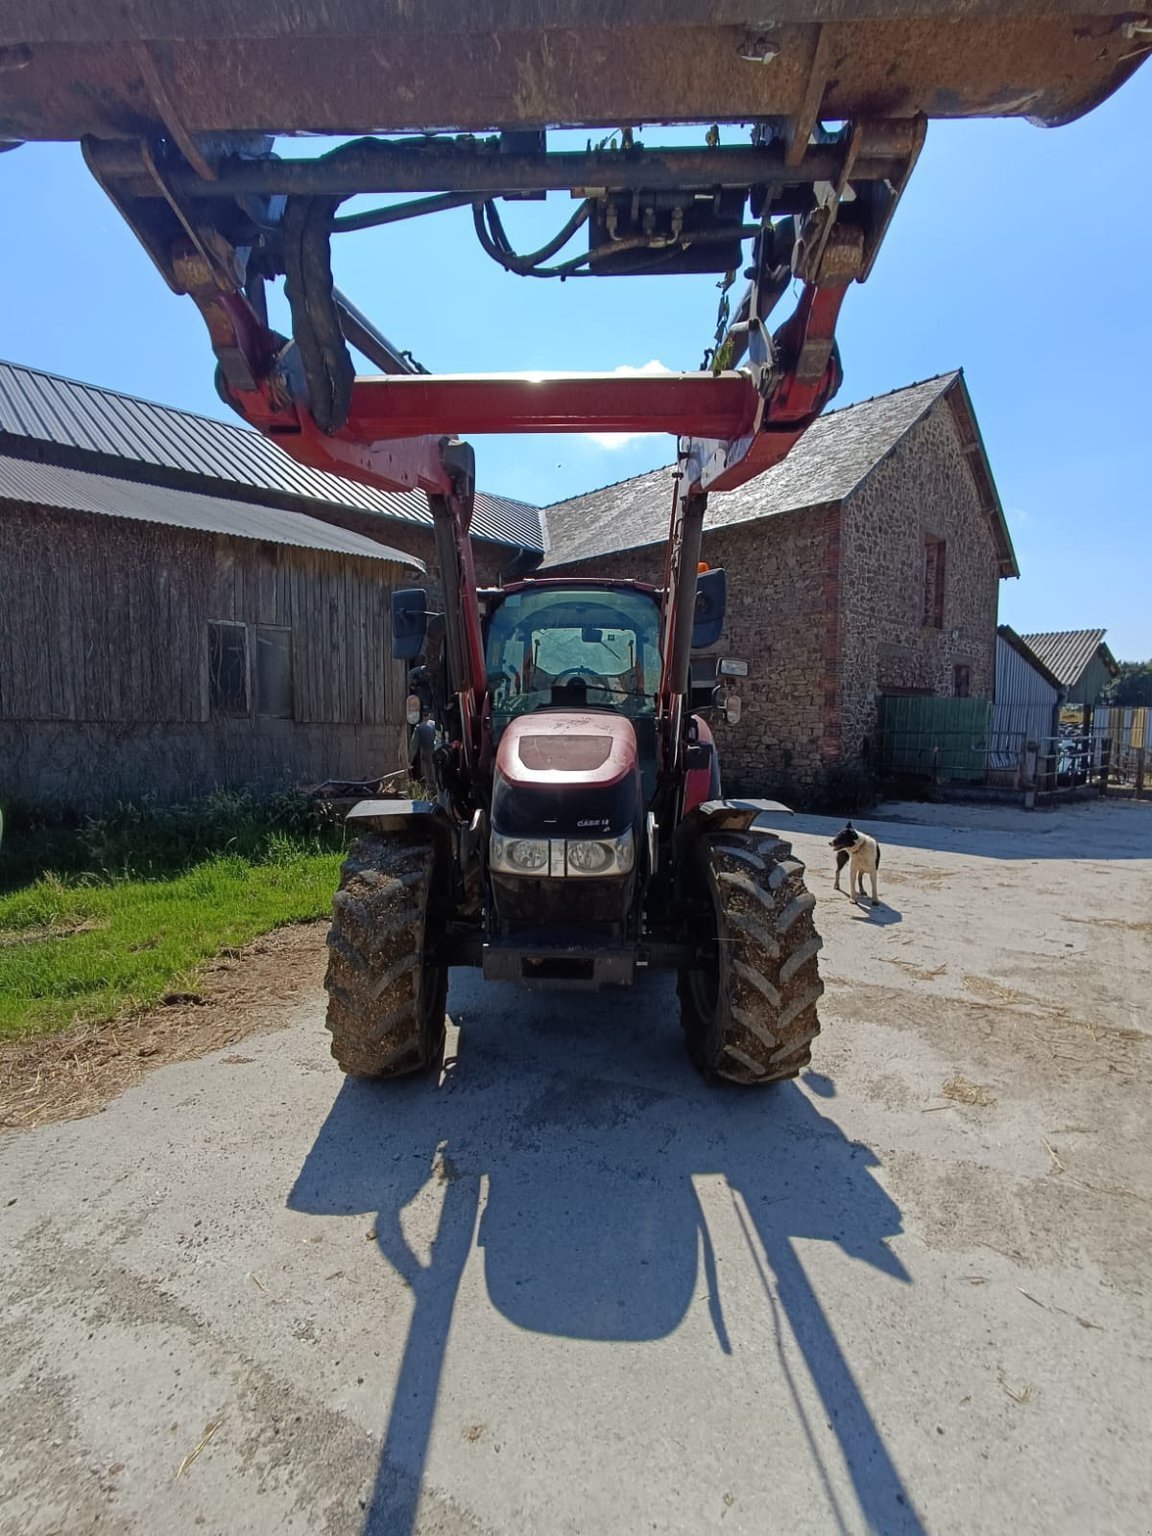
(876, 697), (991, 783)
(876, 696), (1147, 798)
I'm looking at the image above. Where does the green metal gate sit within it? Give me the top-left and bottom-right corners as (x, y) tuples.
(878, 696), (992, 783)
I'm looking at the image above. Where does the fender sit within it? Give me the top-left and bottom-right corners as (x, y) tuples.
(345, 798), (455, 860)
(680, 797), (795, 838)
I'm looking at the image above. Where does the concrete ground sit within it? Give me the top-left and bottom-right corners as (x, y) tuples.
(1, 799), (1150, 1536)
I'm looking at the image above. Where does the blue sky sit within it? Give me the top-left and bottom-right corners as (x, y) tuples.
(1, 64), (1148, 657)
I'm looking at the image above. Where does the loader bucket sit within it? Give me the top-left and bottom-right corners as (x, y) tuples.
(0, 3), (1145, 144)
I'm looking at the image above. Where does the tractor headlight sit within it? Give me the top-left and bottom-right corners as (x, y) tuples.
(490, 834), (549, 874)
(566, 830), (635, 878)
(489, 829), (635, 878)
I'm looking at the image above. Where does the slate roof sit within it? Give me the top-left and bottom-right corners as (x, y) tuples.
(0, 452), (424, 569)
(539, 372), (1017, 573)
(1020, 630), (1118, 687)
(0, 358), (542, 550)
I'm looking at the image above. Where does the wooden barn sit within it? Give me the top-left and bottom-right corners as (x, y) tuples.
(0, 358), (542, 812)
(0, 453), (423, 810)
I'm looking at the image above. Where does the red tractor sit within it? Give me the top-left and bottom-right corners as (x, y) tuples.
(3, 2), (1142, 1081)
(329, 504), (826, 1085)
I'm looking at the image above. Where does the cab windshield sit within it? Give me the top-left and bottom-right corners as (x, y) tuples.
(484, 586), (661, 724)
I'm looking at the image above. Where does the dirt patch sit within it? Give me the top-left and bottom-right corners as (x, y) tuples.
(941, 1073), (997, 1107)
(822, 976), (1146, 1092)
(0, 922), (327, 1132)
(883, 1149), (1150, 1291)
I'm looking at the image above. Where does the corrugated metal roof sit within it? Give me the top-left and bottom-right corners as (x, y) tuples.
(1020, 629), (1117, 687)
(0, 358), (543, 550)
(0, 452), (424, 569)
(996, 625), (1063, 691)
(539, 374), (962, 568)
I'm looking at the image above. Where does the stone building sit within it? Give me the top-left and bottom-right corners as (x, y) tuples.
(539, 372), (1018, 794)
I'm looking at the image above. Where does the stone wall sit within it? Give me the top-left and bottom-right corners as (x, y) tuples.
(837, 401), (1001, 762)
(542, 502), (841, 795)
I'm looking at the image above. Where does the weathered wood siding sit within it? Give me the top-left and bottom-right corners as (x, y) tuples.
(0, 503), (411, 806)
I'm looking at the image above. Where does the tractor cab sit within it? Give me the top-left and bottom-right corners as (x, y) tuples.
(483, 581), (663, 804)
(478, 582), (661, 964)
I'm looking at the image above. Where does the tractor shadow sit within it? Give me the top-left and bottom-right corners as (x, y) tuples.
(289, 973), (926, 1536)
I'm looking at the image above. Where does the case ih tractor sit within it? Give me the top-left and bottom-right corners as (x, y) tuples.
(329, 498), (826, 1085)
(2, 2), (1143, 1082)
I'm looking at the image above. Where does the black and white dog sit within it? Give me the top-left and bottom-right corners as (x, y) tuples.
(830, 821), (881, 907)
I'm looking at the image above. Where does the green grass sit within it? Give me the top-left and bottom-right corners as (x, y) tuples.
(0, 791), (352, 1042)
(0, 844), (343, 1041)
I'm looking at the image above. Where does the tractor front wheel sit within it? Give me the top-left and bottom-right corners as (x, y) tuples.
(679, 829), (824, 1085)
(324, 833), (448, 1078)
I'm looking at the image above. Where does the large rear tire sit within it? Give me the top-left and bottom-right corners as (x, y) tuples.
(679, 829), (824, 1085)
(324, 833), (448, 1078)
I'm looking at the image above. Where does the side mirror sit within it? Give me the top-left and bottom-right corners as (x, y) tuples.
(712, 686), (742, 725)
(693, 568), (726, 649)
(392, 588), (428, 660)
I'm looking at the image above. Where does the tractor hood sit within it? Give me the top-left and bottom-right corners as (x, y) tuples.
(495, 713), (637, 790)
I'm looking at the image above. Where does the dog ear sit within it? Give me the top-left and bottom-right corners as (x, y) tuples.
(845, 820), (853, 830)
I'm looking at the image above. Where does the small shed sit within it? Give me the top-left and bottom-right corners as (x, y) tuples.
(992, 624), (1062, 763)
(0, 453), (423, 810)
(995, 623), (1062, 780)
(1020, 629), (1118, 707)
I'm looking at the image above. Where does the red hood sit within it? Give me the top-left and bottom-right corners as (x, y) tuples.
(495, 713), (638, 788)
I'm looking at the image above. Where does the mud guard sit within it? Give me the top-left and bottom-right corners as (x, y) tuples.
(680, 797), (795, 837)
(345, 798), (454, 855)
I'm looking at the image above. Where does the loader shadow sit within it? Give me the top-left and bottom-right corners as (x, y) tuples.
(289, 975), (927, 1536)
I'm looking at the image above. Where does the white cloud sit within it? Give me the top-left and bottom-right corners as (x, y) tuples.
(583, 360), (671, 449)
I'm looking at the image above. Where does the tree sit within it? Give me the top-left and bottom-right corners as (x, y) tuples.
(1104, 661), (1152, 707)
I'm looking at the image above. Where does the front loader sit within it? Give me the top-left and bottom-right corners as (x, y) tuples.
(2, 2), (1144, 1081)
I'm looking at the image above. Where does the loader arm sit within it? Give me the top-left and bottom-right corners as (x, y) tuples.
(78, 114), (895, 786)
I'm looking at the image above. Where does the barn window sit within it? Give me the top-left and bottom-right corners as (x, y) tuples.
(256, 627), (293, 718)
(922, 537), (946, 628)
(954, 664), (971, 698)
(208, 622), (249, 715)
